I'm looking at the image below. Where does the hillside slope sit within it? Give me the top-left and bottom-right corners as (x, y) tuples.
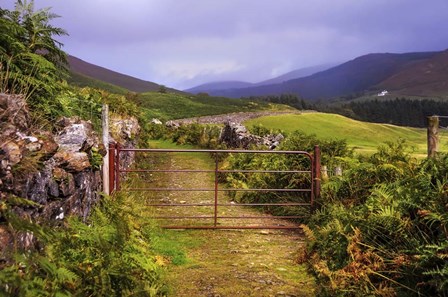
(205, 51), (439, 100)
(244, 112), (448, 155)
(67, 55), (180, 93)
(376, 49), (448, 97)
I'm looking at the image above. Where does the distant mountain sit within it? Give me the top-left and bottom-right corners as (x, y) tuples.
(67, 55), (179, 93)
(255, 63), (336, 86)
(202, 51), (441, 100)
(185, 64), (334, 94)
(185, 81), (254, 93)
(376, 50), (448, 97)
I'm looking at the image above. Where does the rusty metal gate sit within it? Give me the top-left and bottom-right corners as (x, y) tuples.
(108, 145), (321, 229)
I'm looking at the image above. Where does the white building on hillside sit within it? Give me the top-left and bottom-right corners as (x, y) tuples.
(378, 90), (389, 96)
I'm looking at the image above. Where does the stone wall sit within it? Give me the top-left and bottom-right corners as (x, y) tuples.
(219, 121), (284, 149)
(0, 93), (139, 258)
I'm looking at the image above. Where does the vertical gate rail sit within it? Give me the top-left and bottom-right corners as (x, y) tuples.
(108, 146), (321, 229)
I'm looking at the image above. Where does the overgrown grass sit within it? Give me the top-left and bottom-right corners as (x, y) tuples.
(245, 112), (448, 156)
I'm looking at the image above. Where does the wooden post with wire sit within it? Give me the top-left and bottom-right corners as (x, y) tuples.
(102, 104), (110, 194)
(427, 115), (439, 158)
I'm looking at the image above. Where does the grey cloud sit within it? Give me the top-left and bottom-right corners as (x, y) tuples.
(2, 0), (448, 89)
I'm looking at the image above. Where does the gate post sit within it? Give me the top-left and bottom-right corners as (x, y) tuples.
(102, 104), (110, 194)
(108, 143), (116, 193)
(115, 144), (121, 191)
(312, 145), (321, 210)
(427, 115), (439, 158)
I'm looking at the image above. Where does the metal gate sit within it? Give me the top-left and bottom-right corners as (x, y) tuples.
(108, 145), (321, 229)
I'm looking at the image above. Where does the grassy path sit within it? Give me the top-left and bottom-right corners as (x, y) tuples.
(140, 141), (315, 296)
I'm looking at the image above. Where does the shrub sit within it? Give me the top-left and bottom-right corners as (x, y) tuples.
(304, 141), (448, 296)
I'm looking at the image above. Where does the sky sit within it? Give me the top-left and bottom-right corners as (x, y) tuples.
(3, 0), (448, 90)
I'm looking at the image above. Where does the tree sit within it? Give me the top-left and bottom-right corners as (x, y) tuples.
(158, 85), (167, 93)
(0, 0), (68, 119)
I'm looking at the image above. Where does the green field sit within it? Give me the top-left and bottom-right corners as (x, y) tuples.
(136, 92), (293, 120)
(245, 112), (448, 156)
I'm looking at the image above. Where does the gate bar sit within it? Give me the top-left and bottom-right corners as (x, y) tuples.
(147, 202), (311, 207)
(112, 147), (318, 229)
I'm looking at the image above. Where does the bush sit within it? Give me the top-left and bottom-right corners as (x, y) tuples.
(303, 141), (448, 296)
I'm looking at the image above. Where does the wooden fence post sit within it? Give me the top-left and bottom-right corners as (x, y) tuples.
(427, 116), (439, 158)
(102, 104), (110, 194)
(108, 143), (116, 193)
(313, 145), (321, 210)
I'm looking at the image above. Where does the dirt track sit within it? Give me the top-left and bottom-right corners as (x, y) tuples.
(144, 145), (315, 296)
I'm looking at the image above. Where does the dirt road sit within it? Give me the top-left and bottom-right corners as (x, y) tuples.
(142, 144), (315, 296)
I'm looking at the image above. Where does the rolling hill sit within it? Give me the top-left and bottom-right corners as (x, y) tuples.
(67, 55), (180, 93)
(244, 112), (448, 156)
(198, 51), (444, 100)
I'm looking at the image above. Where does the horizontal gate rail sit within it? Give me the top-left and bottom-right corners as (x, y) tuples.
(128, 188), (311, 192)
(146, 203), (311, 207)
(109, 145), (321, 229)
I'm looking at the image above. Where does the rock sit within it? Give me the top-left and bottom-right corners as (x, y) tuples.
(165, 120), (180, 129)
(1, 141), (22, 165)
(97, 143), (107, 157)
(55, 207), (65, 220)
(0, 123), (18, 139)
(219, 121), (284, 149)
(110, 115), (140, 142)
(25, 142), (42, 152)
(274, 133), (284, 142)
(55, 120), (95, 152)
(0, 93), (29, 131)
(47, 178), (60, 197)
(151, 118), (163, 125)
(53, 151), (91, 172)
(53, 167), (75, 197)
(38, 132), (59, 159)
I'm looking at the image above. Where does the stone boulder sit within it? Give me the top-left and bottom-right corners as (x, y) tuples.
(55, 117), (97, 152)
(110, 115), (140, 143)
(219, 121), (285, 149)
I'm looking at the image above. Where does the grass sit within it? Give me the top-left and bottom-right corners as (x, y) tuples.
(68, 72), (130, 94)
(135, 92), (294, 121)
(245, 112), (448, 156)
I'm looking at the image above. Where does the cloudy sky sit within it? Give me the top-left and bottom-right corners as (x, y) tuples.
(3, 0), (448, 89)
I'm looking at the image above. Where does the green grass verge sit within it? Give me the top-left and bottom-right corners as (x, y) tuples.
(245, 112), (448, 156)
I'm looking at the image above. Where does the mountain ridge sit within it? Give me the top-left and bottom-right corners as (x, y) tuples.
(67, 55), (181, 93)
(193, 51), (445, 100)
